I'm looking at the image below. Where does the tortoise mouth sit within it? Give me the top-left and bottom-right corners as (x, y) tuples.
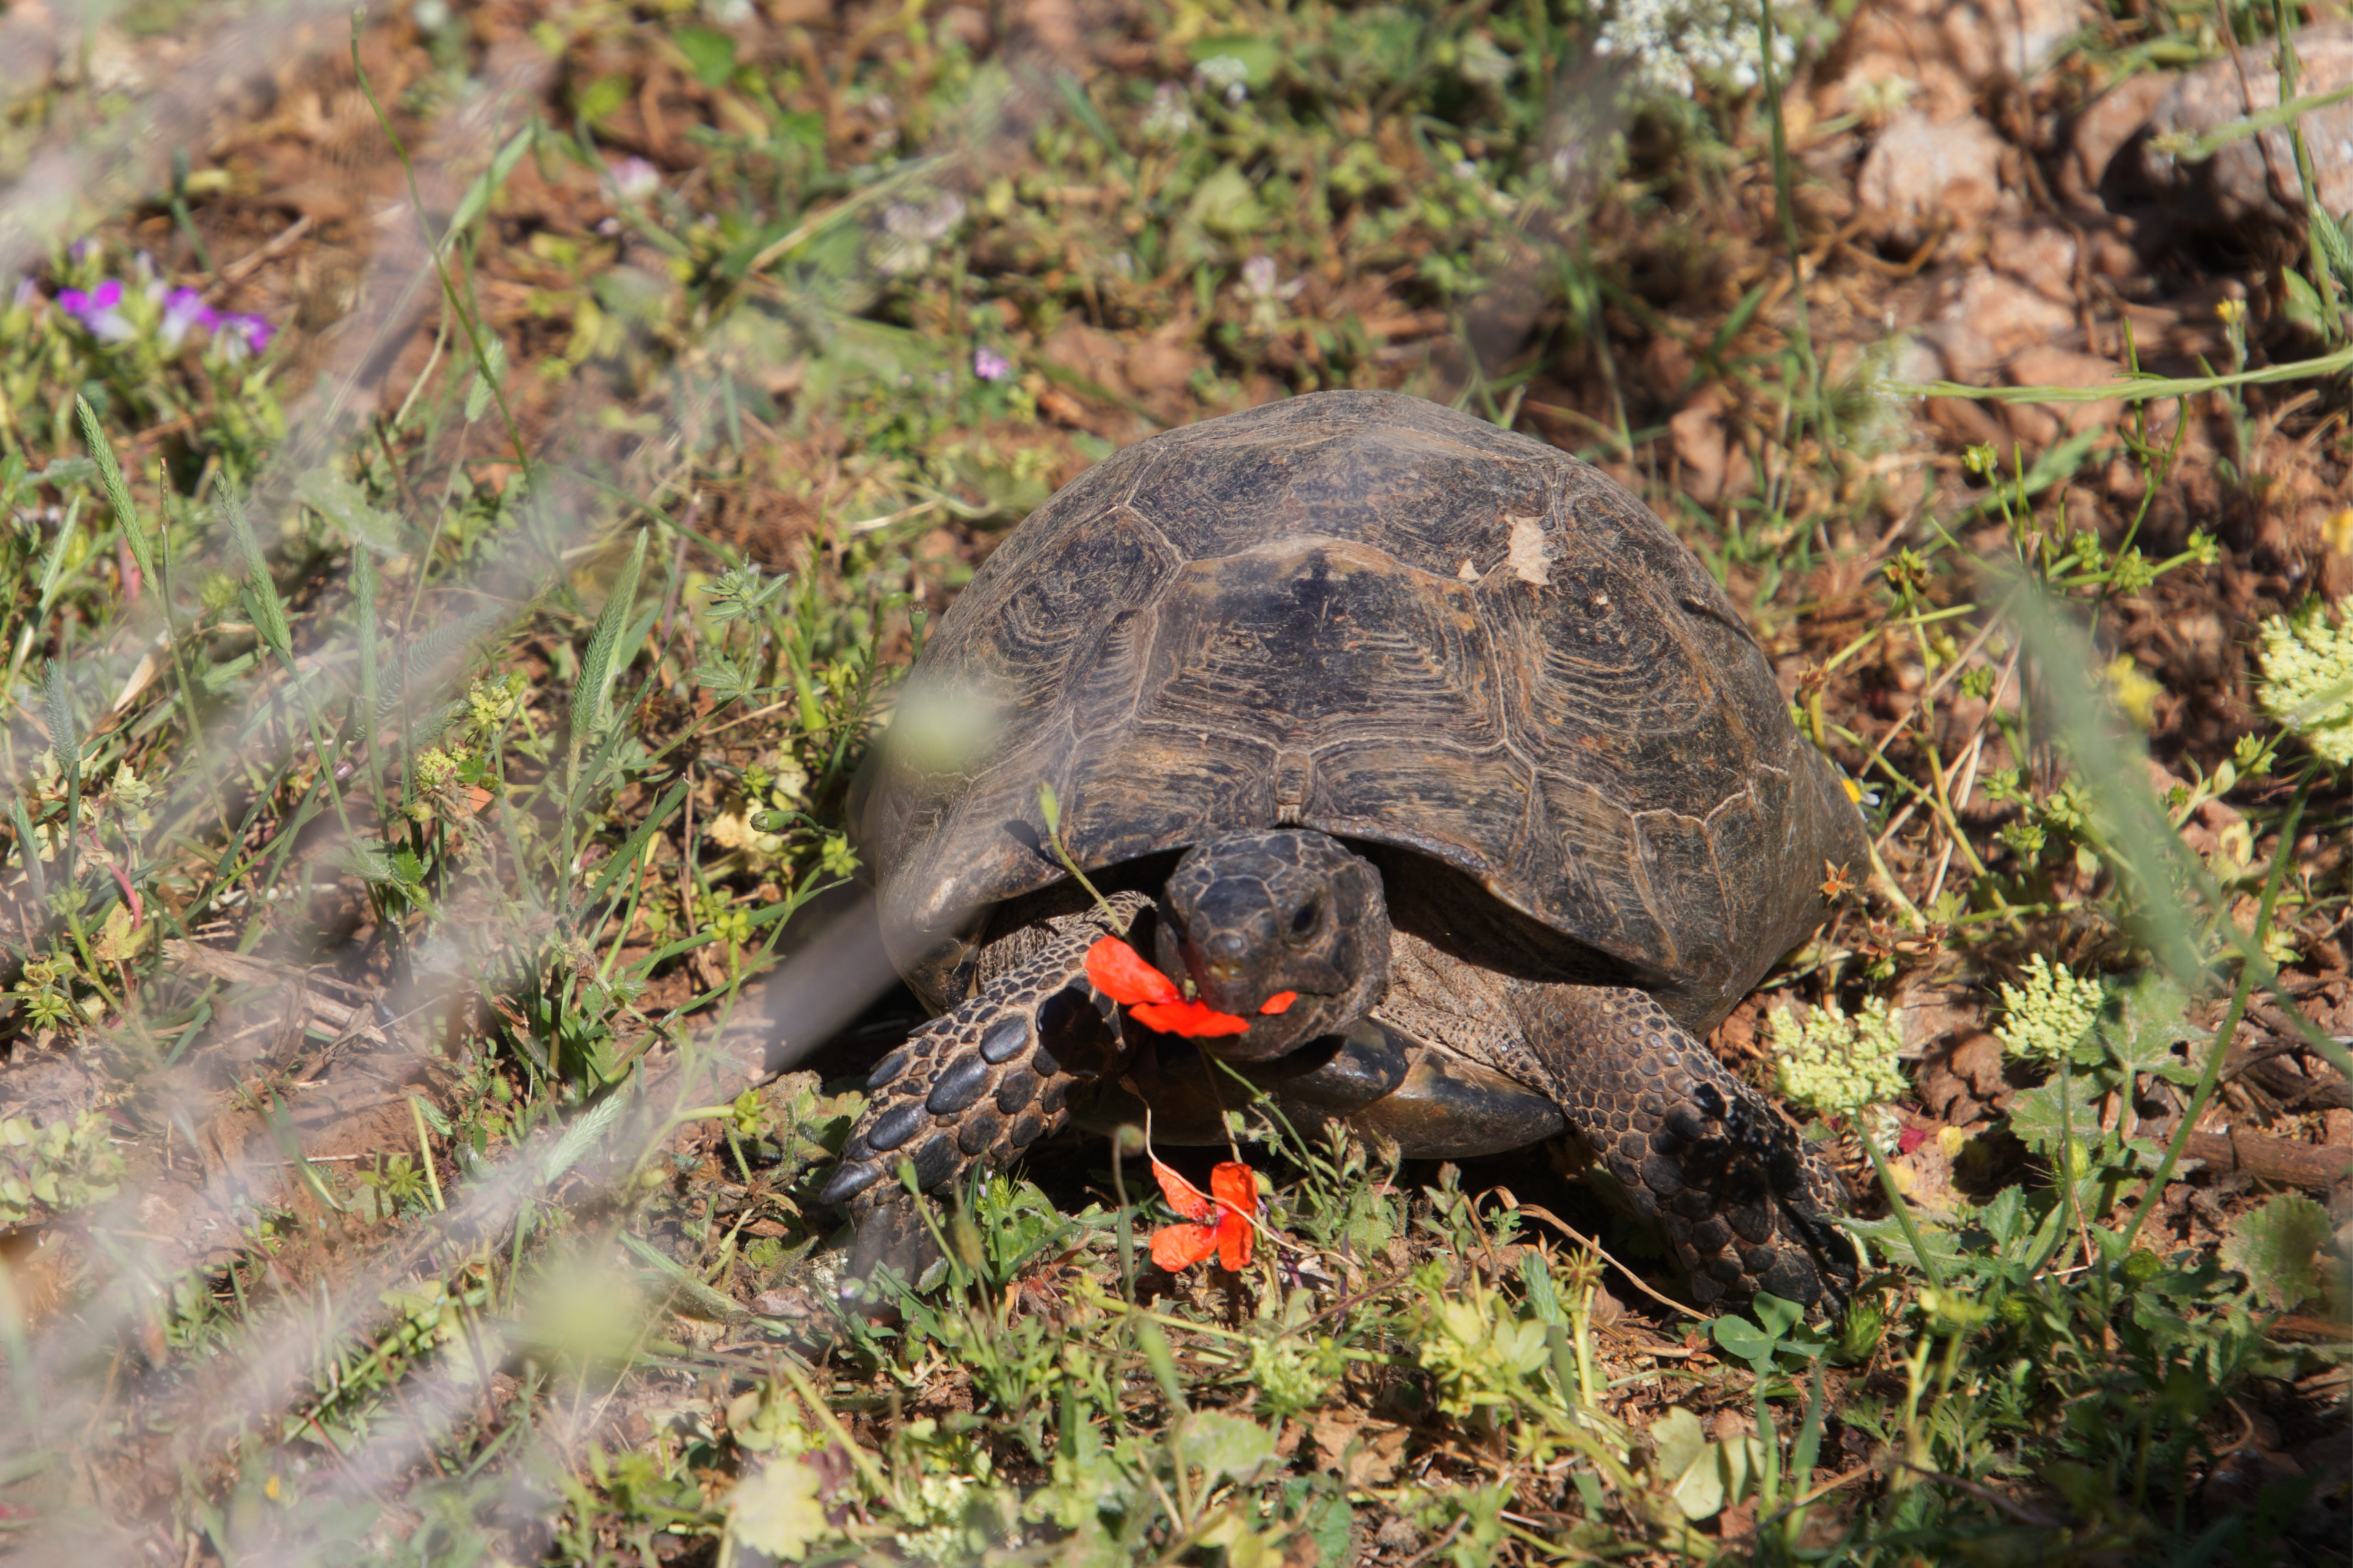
(1184, 986), (1341, 1062)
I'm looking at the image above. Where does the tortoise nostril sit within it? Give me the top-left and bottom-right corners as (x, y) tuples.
(1206, 930), (1248, 960)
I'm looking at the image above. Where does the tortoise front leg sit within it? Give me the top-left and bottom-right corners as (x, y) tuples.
(1518, 984), (1859, 1309)
(821, 908), (1130, 1295)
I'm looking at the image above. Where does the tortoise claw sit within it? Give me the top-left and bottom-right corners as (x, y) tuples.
(1542, 986), (1860, 1312)
(822, 918), (1126, 1295)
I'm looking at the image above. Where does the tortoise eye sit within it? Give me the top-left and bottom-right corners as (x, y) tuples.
(1288, 901), (1323, 940)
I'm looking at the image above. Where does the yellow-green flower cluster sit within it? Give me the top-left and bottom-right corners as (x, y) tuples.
(2257, 600), (2353, 766)
(465, 671), (528, 734)
(414, 747), (462, 790)
(1994, 955), (2105, 1064)
(1769, 996), (1909, 1117)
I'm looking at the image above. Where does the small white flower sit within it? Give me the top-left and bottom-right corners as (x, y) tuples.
(1195, 54), (1251, 104)
(875, 192), (966, 276)
(1238, 255), (1304, 302)
(2258, 601), (2353, 766)
(1593, 0), (1805, 102)
(1457, 31), (1519, 88)
(1141, 81), (1194, 140)
(1995, 956), (2105, 1065)
(1770, 996), (1908, 1118)
(606, 156), (661, 203)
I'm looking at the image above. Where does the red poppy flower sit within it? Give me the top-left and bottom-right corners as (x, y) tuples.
(1148, 1156), (1258, 1272)
(1084, 936), (1297, 1039)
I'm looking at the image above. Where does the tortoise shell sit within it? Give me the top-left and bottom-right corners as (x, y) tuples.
(858, 391), (1862, 1033)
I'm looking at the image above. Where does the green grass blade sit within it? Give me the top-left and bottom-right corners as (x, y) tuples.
(572, 531), (648, 744)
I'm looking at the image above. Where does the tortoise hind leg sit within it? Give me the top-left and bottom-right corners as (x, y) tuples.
(821, 912), (1128, 1299)
(1521, 985), (1859, 1310)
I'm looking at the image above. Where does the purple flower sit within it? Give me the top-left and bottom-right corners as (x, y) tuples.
(972, 346), (1011, 382)
(212, 311), (272, 362)
(58, 279), (133, 340)
(160, 286), (219, 349)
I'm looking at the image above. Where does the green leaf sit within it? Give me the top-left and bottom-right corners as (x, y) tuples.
(294, 466), (403, 556)
(2103, 973), (2194, 1079)
(725, 1456), (829, 1559)
(464, 336), (508, 423)
(1186, 34), (1278, 86)
(445, 126), (534, 243)
(1518, 1249), (1564, 1327)
(1649, 1407), (1725, 1520)
(2221, 1192), (2334, 1312)
(1174, 1411), (1277, 1489)
(689, 652), (755, 705)
(674, 25), (736, 88)
(774, 109), (824, 151)
(1969, 1183), (2035, 1259)
(1187, 162), (1269, 239)
(2006, 1074), (2105, 1157)
(572, 531), (648, 744)
(1844, 1214), (1969, 1276)
(1751, 1291), (1802, 1340)
(1299, 1484), (1354, 1568)
(2282, 267), (2330, 335)
(575, 74), (631, 124)
(1711, 1313), (1774, 1366)
(2314, 206), (2353, 297)
(75, 395), (154, 591)
(584, 779), (691, 908)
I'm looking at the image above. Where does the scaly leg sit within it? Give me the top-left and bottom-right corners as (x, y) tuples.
(1518, 984), (1858, 1309)
(821, 902), (1135, 1293)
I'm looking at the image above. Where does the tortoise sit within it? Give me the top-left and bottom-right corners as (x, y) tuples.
(821, 390), (1867, 1308)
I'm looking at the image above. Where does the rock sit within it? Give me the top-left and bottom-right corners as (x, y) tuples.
(1923, 390), (2011, 452)
(2104, 24), (2353, 236)
(1921, 271), (2074, 379)
(1124, 322), (1199, 396)
(2059, 71), (2178, 208)
(1669, 388), (1752, 506)
(2001, 400), (2063, 449)
(1856, 109), (2010, 245)
(2005, 345), (2122, 436)
(1988, 222), (2079, 302)
(1821, 0), (2098, 121)
(1917, 1030), (2008, 1125)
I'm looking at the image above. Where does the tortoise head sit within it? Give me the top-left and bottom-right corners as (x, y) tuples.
(1152, 830), (1391, 1063)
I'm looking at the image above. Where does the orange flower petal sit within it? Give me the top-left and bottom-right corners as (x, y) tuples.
(1151, 1156), (1212, 1221)
(1257, 990), (1297, 1015)
(1208, 1161), (1258, 1220)
(1085, 936), (1179, 1006)
(1151, 1222), (1222, 1271)
(1216, 1213), (1254, 1271)
(1129, 999), (1253, 1037)
(1210, 1163), (1258, 1270)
